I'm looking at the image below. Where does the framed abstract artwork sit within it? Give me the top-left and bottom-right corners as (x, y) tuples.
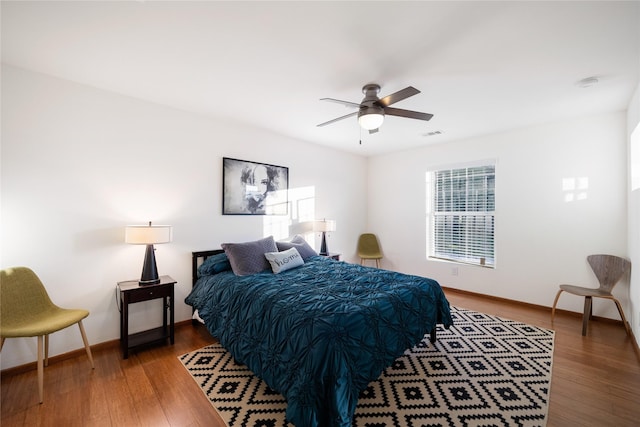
(222, 157), (289, 215)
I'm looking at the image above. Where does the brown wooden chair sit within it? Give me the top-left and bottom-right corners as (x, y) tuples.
(551, 254), (631, 336)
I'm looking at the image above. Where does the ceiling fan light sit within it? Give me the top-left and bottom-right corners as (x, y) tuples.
(358, 109), (384, 130)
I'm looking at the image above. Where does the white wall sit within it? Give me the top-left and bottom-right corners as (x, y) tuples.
(368, 112), (629, 319)
(627, 83), (640, 341)
(0, 65), (368, 369)
(2, 64), (634, 370)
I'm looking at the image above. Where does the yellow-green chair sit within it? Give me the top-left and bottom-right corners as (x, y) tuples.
(357, 233), (383, 268)
(0, 267), (94, 403)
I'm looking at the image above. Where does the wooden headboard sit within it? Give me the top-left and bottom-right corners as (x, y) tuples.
(192, 249), (224, 288)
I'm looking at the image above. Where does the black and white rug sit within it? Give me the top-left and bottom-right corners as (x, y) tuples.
(179, 307), (555, 427)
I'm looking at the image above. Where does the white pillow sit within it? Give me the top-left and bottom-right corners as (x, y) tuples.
(264, 247), (304, 274)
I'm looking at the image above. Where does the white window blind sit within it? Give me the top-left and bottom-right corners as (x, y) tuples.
(427, 163), (495, 267)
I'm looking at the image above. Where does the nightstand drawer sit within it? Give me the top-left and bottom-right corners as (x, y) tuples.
(126, 284), (172, 303)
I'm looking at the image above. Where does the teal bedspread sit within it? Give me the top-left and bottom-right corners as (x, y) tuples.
(185, 256), (452, 426)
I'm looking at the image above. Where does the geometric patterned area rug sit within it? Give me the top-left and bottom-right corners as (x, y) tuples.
(179, 306), (555, 427)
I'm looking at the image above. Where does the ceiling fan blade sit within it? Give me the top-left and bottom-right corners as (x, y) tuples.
(317, 111), (358, 127)
(383, 106), (433, 121)
(320, 98), (361, 108)
(376, 86), (420, 107)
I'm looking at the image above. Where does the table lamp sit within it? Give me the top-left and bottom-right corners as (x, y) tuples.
(314, 219), (336, 256)
(125, 221), (172, 285)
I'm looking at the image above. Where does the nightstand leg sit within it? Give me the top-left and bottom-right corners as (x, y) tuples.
(122, 296), (129, 359)
(162, 296), (168, 337)
(169, 291), (175, 344)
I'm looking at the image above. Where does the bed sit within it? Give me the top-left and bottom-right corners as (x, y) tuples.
(186, 237), (453, 427)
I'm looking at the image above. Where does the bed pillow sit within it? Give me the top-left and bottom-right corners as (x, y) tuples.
(197, 252), (231, 278)
(276, 235), (318, 260)
(265, 247), (304, 274)
(221, 236), (278, 276)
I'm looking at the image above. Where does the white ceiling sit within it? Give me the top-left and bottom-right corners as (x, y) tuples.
(2, 1), (639, 156)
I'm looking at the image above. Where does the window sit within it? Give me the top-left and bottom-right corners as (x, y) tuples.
(426, 162), (495, 267)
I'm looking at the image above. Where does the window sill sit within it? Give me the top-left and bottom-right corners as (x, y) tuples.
(427, 256), (495, 269)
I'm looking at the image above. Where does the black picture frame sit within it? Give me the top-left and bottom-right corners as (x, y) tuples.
(222, 157), (289, 215)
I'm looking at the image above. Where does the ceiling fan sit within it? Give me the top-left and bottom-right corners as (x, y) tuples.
(317, 84), (433, 134)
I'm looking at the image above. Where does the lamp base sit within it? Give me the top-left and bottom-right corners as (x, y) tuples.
(139, 244), (160, 286)
(319, 231), (329, 256)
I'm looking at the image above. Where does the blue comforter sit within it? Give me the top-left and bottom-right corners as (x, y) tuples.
(185, 256), (452, 426)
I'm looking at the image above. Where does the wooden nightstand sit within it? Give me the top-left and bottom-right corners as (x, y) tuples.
(117, 275), (176, 359)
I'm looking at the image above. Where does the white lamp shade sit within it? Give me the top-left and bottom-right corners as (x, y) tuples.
(314, 219), (336, 232)
(125, 224), (173, 244)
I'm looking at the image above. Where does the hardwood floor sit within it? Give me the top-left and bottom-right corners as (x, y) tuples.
(2, 288), (639, 427)
(446, 289), (640, 427)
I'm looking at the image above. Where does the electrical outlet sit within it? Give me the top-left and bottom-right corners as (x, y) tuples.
(451, 267), (459, 276)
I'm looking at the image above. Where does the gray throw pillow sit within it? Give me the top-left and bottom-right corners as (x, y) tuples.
(276, 235), (318, 260)
(221, 236), (278, 276)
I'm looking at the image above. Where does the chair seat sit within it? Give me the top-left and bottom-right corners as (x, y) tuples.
(1, 307), (89, 337)
(359, 254), (382, 259)
(558, 284), (613, 298)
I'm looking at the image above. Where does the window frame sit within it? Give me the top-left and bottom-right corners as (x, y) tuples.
(426, 160), (496, 268)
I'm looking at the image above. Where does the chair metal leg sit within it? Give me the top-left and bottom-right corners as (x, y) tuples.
(37, 335), (44, 403)
(551, 289), (563, 323)
(78, 320), (95, 369)
(582, 296), (592, 336)
(1, 337), (5, 351)
(612, 298), (631, 336)
(375, 259), (380, 268)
